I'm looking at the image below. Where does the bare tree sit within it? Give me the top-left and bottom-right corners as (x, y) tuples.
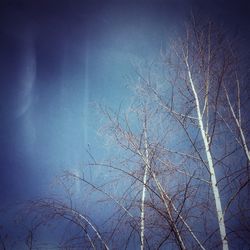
(91, 92), (207, 249)
(12, 16), (250, 250)
(22, 92), (206, 249)
(137, 16), (250, 249)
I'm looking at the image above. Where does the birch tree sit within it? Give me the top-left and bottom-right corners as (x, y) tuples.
(138, 16), (250, 249)
(93, 87), (207, 249)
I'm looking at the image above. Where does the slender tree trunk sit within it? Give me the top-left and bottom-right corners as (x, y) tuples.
(140, 116), (149, 250)
(185, 59), (229, 250)
(141, 115), (186, 250)
(140, 161), (148, 250)
(223, 85), (250, 163)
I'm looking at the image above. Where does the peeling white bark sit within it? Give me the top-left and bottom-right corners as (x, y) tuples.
(140, 118), (149, 250)
(185, 59), (229, 250)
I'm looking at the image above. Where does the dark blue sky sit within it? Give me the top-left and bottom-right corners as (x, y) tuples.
(0, 0), (184, 204)
(0, 0), (250, 233)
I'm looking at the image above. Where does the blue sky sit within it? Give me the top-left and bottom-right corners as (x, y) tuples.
(0, 0), (188, 203)
(0, 0), (249, 215)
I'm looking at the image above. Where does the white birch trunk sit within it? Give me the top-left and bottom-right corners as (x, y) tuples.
(140, 118), (149, 250)
(185, 59), (229, 250)
(141, 117), (187, 250)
